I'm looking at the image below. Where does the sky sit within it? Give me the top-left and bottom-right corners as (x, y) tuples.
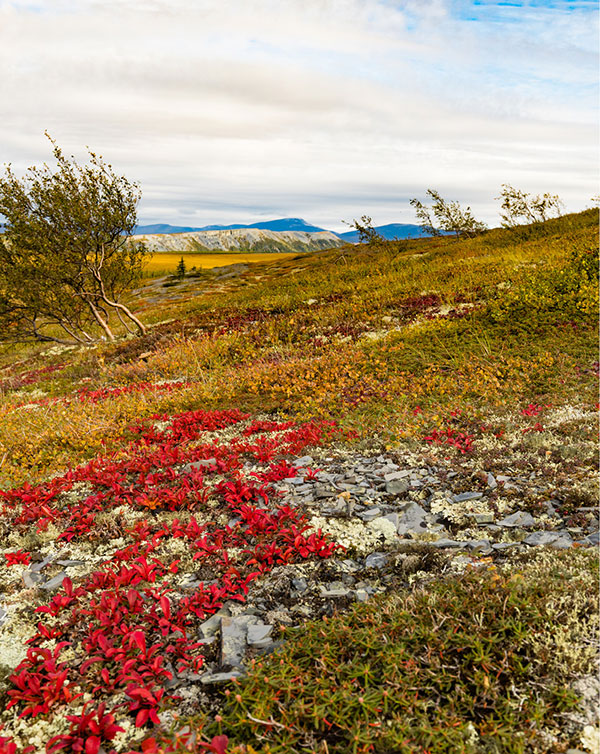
(0, 0), (597, 231)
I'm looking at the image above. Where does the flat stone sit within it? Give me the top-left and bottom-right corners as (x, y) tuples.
(384, 470), (410, 482)
(199, 608), (230, 639)
(585, 532), (599, 546)
(358, 507), (381, 522)
(365, 552), (388, 569)
(247, 624), (273, 648)
(39, 572), (68, 590)
(385, 479), (410, 496)
(524, 531), (573, 548)
(221, 616), (259, 668)
(22, 570), (44, 588)
(291, 577), (308, 593)
(395, 502), (427, 536)
(56, 560), (86, 567)
(467, 512), (495, 524)
(293, 456), (314, 467)
(497, 511), (535, 528)
(182, 458), (217, 473)
(319, 586), (352, 598)
(432, 539), (465, 549)
(453, 491), (484, 503)
(200, 670), (244, 684)
(0, 606), (7, 627)
(487, 473), (497, 489)
(492, 542), (521, 550)
(354, 589), (369, 602)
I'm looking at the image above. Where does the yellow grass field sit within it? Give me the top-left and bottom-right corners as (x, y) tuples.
(143, 251), (299, 275)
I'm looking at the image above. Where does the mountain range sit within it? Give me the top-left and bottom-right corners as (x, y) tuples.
(133, 217), (426, 242)
(134, 227), (345, 254)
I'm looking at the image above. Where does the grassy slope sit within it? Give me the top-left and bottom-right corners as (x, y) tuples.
(0, 211), (598, 753)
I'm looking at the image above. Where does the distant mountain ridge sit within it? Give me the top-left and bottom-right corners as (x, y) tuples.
(133, 218), (326, 235)
(133, 217), (428, 242)
(134, 227), (345, 254)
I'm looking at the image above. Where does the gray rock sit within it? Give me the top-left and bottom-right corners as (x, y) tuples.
(0, 606), (7, 627)
(467, 513), (495, 524)
(319, 586), (352, 598)
(221, 615), (259, 668)
(497, 511), (535, 528)
(22, 570), (44, 588)
(365, 552), (388, 569)
(247, 624), (273, 648)
(487, 473), (497, 489)
(56, 560), (86, 567)
(354, 589), (369, 602)
(385, 479), (409, 496)
(182, 458), (216, 473)
(39, 572), (68, 590)
(466, 540), (492, 554)
(453, 491), (484, 503)
(432, 539), (466, 549)
(358, 507), (381, 522)
(200, 670), (244, 684)
(395, 502), (427, 536)
(199, 608), (230, 639)
(293, 456), (314, 467)
(524, 531), (573, 548)
(491, 542), (521, 551)
(585, 531), (599, 546)
(384, 470), (410, 482)
(291, 577), (308, 594)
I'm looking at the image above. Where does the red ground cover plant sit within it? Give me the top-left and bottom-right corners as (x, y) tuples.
(0, 409), (350, 752)
(5, 380), (190, 415)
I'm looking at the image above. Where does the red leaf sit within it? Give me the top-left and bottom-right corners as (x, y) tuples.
(85, 737), (100, 754)
(131, 630), (146, 653)
(209, 735), (229, 754)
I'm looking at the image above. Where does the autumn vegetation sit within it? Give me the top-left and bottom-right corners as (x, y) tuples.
(0, 151), (597, 753)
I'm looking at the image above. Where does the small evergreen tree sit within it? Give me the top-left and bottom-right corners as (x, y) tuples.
(176, 257), (187, 279)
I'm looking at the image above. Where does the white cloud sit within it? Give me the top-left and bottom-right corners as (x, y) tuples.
(0, 0), (597, 229)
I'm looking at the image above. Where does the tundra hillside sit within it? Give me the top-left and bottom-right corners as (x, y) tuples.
(0, 210), (598, 754)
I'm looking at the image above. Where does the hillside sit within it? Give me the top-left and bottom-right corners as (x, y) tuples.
(134, 227), (345, 253)
(0, 210), (598, 754)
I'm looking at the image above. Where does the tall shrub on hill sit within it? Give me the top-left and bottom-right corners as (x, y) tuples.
(496, 184), (564, 227)
(0, 135), (148, 345)
(410, 189), (487, 239)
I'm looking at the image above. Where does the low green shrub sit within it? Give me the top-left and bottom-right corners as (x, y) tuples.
(212, 549), (598, 754)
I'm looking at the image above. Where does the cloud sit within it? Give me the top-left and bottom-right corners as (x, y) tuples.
(0, 0), (597, 228)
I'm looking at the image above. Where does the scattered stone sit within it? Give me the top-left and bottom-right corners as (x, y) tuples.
(39, 572), (68, 590)
(200, 670), (244, 684)
(497, 511), (536, 528)
(293, 456), (314, 467)
(22, 570), (44, 588)
(247, 623), (274, 648)
(385, 479), (410, 496)
(523, 531), (573, 548)
(365, 552), (388, 569)
(453, 491), (484, 503)
(221, 616), (259, 669)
